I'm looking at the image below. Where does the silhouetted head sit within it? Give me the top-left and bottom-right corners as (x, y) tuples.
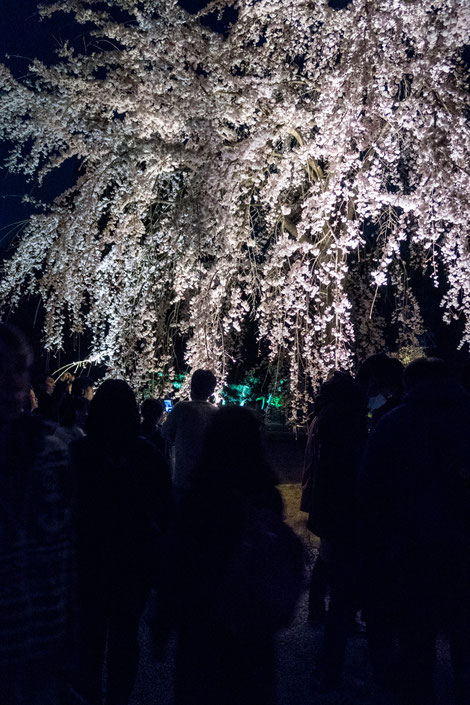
(0, 324), (33, 423)
(198, 405), (276, 492)
(356, 353), (404, 397)
(59, 394), (89, 427)
(72, 375), (94, 401)
(315, 371), (366, 415)
(34, 372), (55, 396)
(43, 375), (55, 395)
(27, 385), (39, 413)
(403, 357), (448, 391)
(86, 379), (140, 444)
(141, 398), (164, 424)
(190, 369), (217, 401)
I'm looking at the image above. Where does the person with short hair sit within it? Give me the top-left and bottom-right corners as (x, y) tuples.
(68, 376), (94, 433)
(35, 373), (59, 422)
(356, 352), (405, 428)
(71, 376), (94, 401)
(162, 369), (217, 499)
(54, 395), (87, 446)
(140, 398), (166, 457)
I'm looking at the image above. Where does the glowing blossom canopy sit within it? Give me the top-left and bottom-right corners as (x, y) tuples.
(0, 0), (469, 423)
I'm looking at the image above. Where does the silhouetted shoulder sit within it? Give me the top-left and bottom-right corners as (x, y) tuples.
(367, 400), (408, 435)
(69, 434), (93, 463)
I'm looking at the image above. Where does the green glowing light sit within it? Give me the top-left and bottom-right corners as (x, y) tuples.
(220, 376), (285, 410)
(172, 373), (186, 390)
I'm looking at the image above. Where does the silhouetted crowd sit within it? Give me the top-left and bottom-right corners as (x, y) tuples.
(1, 322), (470, 705)
(301, 353), (470, 705)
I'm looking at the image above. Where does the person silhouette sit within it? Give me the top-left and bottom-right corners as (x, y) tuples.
(0, 324), (72, 705)
(140, 397), (166, 457)
(360, 357), (470, 705)
(303, 372), (368, 689)
(69, 379), (173, 705)
(162, 369), (217, 501)
(356, 352), (404, 428)
(156, 406), (304, 705)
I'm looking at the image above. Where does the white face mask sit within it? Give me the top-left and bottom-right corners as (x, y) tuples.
(368, 393), (387, 412)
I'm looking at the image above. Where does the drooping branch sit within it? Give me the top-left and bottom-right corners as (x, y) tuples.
(1, 0), (469, 423)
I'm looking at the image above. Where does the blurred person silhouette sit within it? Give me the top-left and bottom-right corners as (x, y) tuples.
(156, 406), (304, 705)
(359, 357), (470, 705)
(71, 375), (94, 402)
(0, 324), (72, 705)
(162, 368), (217, 500)
(356, 353), (404, 428)
(300, 375), (336, 626)
(140, 397), (166, 457)
(300, 377), (331, 627)
(34, 371), (74, 424)
(69, 379), (173, 705)
(24, 384), (39, 414)
(303, 371), (368, 690)
(34, 372), (59, 422)
(69, 375), (94, 433)
(53, 394), (87, 446)
(58, 371), (74, 396)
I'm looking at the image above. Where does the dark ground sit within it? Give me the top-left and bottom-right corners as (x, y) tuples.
(129, 432), (455, 705)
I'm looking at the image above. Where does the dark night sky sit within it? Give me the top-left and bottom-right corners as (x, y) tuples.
(0, 0), (239, 244)
(0, 0), (83, 241)
(0, 1), (89, 368)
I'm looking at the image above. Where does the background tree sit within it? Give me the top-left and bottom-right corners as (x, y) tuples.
(0, 0), (469, 423)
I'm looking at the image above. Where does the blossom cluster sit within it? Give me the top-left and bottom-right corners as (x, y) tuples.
(0, 0), (468, 423)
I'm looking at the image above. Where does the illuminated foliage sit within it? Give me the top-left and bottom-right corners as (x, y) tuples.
(0, 0), (469, 423)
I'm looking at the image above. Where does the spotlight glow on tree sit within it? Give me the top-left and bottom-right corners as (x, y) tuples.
(0, 0), (469, 422)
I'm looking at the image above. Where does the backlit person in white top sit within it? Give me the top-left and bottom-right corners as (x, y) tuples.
(162, 369), (217, 498)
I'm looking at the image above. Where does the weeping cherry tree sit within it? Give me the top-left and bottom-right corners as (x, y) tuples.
(0, 0), (469, 422)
